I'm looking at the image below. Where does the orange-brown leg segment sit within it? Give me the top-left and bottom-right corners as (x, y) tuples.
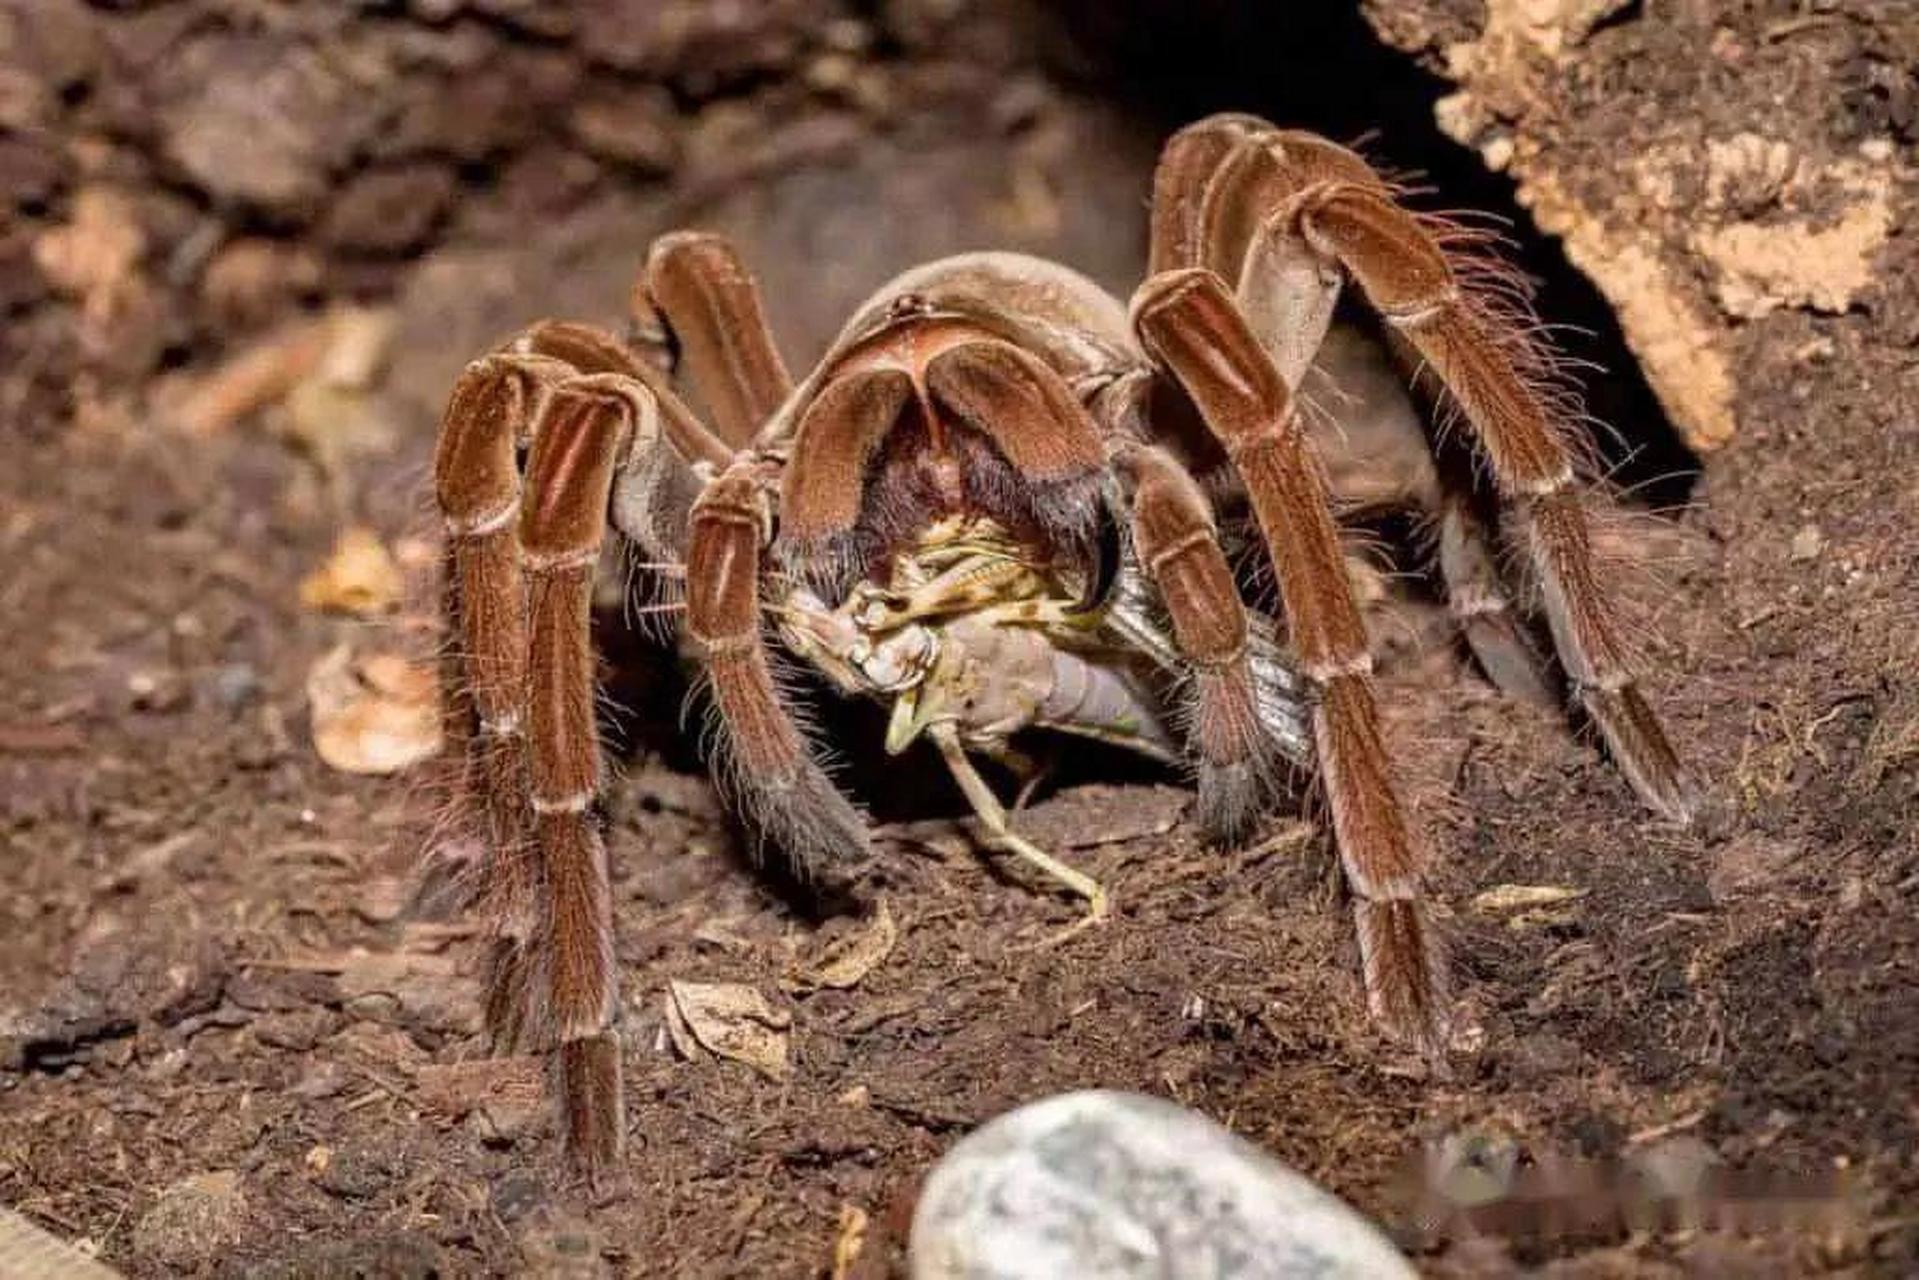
(687, 456), (871, 880)
(644, 231), (794, 449)
(514, 373), (662, 1177)
(1133, 269), (1447, 1050)
(1294, 183), (1694, 821)
(1153, 117), (1369, 390)
(1148, 113), (1276, 276)
(1117, 442), (1275, 843)
(434, 353), (580, 1053)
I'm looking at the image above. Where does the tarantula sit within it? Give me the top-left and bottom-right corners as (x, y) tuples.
(431, 114), (1693, 1175)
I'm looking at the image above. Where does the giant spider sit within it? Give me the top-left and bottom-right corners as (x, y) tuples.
(431, 114), (1694, 1175)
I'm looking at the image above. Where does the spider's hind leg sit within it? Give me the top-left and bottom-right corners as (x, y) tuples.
(1155, 113), (1693, 823)
(1301, 324), (1558, 707)
(1298, 182), (1695, 821)
(514, 376), (663, 1177)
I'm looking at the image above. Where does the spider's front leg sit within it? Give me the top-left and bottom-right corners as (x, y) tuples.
(1133, 271), (1447, 1050)
(515, 375), (651, 1173)
(1115, 441), (1278, 845)
(645, 233), (878, 874)
(684, 455), (873, 879)
(436, 352), (565, 1049)
(436, 318), (731, 1178)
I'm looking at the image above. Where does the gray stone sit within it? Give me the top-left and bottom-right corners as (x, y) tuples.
(910, 1091), (1415, 1280)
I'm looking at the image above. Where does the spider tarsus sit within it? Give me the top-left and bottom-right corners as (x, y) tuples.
(1189, 667), (1283, 847)
(559, 1032), (625, 1178)
(746, 769), (875, 890)
(1195, 759), (1265, 847)
(1581, 683), (1698, 826)
(1354, 897), (1452, 1057)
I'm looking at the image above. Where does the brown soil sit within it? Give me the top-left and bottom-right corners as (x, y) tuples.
(2, 2), (1914, 1276)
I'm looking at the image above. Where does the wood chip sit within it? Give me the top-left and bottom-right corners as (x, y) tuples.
(32, 186), (146, 326)
(415, 1057), (547, 1122)
(164, 315), (334, 436)
(161, 305), (395, 439)
(666, 981), (792, 1081)
(0, 1207), (125, 1279)
(1469, 884), (1588, 914)
(1010, 784), (1187, 851)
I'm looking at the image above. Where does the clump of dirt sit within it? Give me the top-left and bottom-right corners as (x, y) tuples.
(1, 1), (1914, 1276)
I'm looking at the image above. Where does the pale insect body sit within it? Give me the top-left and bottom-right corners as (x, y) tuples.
(778, 516), (1188, 766)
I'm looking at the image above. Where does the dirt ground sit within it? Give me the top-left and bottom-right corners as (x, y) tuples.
(2, 1), (1915, 1276)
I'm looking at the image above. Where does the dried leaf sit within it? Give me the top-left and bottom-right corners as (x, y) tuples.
(307, 644), (441, 775)
(166, 315), (334, 435)
(0, 1206), (124, 1280)
(1469, 884), (1588, 915)
(692, 919), (754, 953)
(281, 306), (399, 469)
(789, 902), (897, 991)
(33, 186), (146, 325)
(332, 950), (480, 1034)
(300, 526), (405, 616)
(162, 305), (395, 439)
(666, 981), (791, 1081)
(334, 950), (458, 995)
(315, 306), (396, 389)
(663, 989), (700, 1061)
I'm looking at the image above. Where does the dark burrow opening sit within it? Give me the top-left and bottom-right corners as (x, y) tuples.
(595, 1), (1703, 881)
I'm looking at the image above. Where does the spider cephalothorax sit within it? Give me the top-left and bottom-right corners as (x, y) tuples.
(432, 114), (1693, 1176)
